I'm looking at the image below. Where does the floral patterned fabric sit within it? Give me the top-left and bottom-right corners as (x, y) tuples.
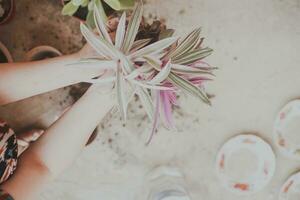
(0, 119), (17, 200)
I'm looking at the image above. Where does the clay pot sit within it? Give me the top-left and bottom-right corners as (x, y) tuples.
(0, 0), (15, 25)
(25, 46), (62, 61)
(0, 41), (13, 63)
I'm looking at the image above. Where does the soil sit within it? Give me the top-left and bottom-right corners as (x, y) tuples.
(0, 0), (12, 23)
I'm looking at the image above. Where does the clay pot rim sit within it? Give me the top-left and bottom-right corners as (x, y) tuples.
(0, 0), (15, 25)
(0, 41), (13, 63)
(25, 45), (62, 61)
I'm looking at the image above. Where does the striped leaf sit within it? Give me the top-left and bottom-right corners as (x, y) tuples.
(94, 3), (113, 44)
(130, 37), (178, 58)
(143, 56), (162, 71)
(169, 28), (201, 59)
(149, 60), (172, 84)
(125, 65), (153, 80)
(171, 64), (214, 76)
(131, 80), (172, 90)
(137, 87), (154, 121)
(173, 47), (213, 65)
(130, 38), (152, 53)
(115, 12), (126, 49)
(167, 72), (210, 105)
(122, 2), (143, 53)
(80, 23), (115, 58)
(116, 64), (128, 120)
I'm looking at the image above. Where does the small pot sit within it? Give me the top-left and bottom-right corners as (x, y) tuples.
(0, 0), (15, 25)
(25, 46), (62, 61)
(0, 41), (13, 63)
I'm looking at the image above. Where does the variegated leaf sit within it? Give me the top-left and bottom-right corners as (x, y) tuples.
(125, 65), (153, 80)
(171, 64), (214, 76)
(122, 2), (143, 53)
(68, 59), (117, 70)
(143, 56), (163, 71)
(167, 72), (210, 104)
(173, 47), (213, 65)
(94, 3), (113, 44)
(131, 80), (172, 90)
(130, 39), (152, 53)
(149, 60), (172, 84)
(116, 64), (127, 120)
(137, 87), (154, 121)
(80, 23), (116, 58)
(130, 37), (178, 58)
(115, 12), (126, 49)
(169, 28), (201, 59)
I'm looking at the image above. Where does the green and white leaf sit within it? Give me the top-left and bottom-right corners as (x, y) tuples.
(115, 12), (126, 49)
(131, 80), (171, 90)
(171, 64), (214, 75)
(125, 65), (153, 80)
(68, 59), (117, 70)
(120, 55), (135, 74)
(173, 47), (213, 65)
(80, 23), (118, 58)
(167, 72), (210, 104)
(130, 37), (178, 58)
(136, 87), (154, 121)
(86, 10), (96, 28)
(94, 0), (108, 21)
(116, 65), (128, 120)
(94, 3), (113, 44)
(122, 2), (143, 53)
(169, 28), (201, 59)
(130, 39), (151, 53)
(148, 60), (172, 85)
(143, 56), (162, 71)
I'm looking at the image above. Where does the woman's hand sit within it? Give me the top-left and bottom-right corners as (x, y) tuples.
(0, 44), (116, 105)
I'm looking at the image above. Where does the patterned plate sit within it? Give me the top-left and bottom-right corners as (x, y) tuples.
(279, 171), (300, 200)
(274, 100), (300, 160)
(215, 134), (276, 195)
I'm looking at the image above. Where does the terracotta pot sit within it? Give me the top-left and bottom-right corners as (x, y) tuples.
(0, 41), (13, 63)
(0, 0), (15, 25)
(25, 46), (62, 61)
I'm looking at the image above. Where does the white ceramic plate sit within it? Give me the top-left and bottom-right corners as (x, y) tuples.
(273, 100), (300, 160)
(279, 171), (300, 200)
(215, 134), (276, 195)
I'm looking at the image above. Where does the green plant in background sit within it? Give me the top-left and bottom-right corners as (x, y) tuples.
(62, 0), (135, 27)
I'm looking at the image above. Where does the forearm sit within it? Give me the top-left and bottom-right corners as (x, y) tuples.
(32, 84), (115, 174)
(0, 53), (114, 105)
(1, 84), (115, 199)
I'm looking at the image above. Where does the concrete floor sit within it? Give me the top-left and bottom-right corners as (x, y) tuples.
(1, 0), (300, 200)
